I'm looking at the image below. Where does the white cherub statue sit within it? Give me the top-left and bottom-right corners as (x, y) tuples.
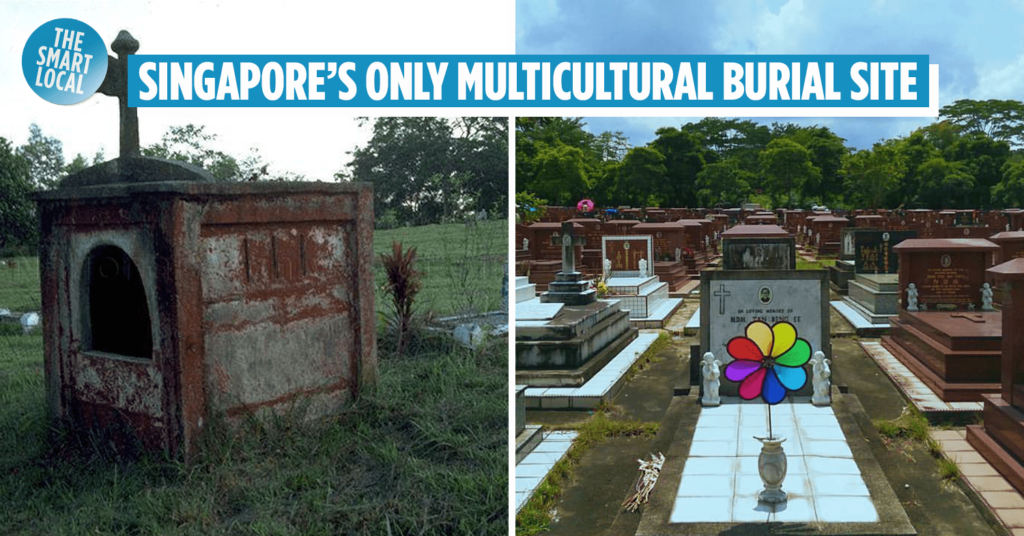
(811, 351), (832, 406)
(701, 352), (721, 407)
(674, 247), (682, 262)
(981, 283), (994, 311)
(639, 257), (649, 278)
(906, 283), (919, 311)
(603, 257), (612, 281)
(522, 237), (529, 251)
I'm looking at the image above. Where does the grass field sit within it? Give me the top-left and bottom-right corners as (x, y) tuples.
(0, 220), (509, 536)
(375, 220), (507, 316)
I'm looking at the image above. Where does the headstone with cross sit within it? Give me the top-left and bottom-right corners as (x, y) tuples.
(700, 270), (831, 397)
(540, 222), (595, 305)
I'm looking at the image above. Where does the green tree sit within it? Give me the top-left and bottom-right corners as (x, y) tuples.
(992, 157), (1024, 208)
(940, 99), (1024, 149)
(527, 141), (591, 206)
(780, 125), (848, 204)
(842, 141), (905, 209)
(945, 131), (1010, 208)
(614, 146), (668, 207)
(916, 157), (975, 208)
(142, 124), (239, 181)
(17, 123), (65, 190)
(346, 117), (507, 225)
(759, 138), (821, 207)
(64, 153), (90, 176)
(650, 127), (706, 207)
(696, 158), (753, 207)
(0, 138), (37, 249)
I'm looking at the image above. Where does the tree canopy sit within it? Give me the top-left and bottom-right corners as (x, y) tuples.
(516, 100), (1024, 212)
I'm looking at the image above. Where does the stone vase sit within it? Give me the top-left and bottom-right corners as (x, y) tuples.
(756, 436), (788, 503)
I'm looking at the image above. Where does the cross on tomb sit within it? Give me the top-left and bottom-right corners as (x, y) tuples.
(950, 313), (986, 324)
(551, 222), (585, 274)
(97, 30), (140, 158)
(713, 283), (731, 315)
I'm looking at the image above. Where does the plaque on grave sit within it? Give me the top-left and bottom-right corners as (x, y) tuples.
(700, 270), (830, 397)
(854, 230), (917, 274)
(955, 211), (975, 226)
(894, 239), (998, 309)
(602, 235), (654, 274)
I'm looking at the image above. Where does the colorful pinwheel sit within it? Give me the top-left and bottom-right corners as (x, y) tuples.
(724, 320), (811, 404)
(577, 198), (595, 213)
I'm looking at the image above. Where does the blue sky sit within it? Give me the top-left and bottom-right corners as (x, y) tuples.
(516, 0), (1024, 150)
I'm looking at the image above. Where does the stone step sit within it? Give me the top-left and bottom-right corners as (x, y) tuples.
(852, 273), (899, 292)
(516, 282), (536, 303)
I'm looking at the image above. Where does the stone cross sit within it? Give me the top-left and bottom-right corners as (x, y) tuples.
(97, 30), (140, 158)
(713, 283), (731, 315)
(551, 222), (585, 274)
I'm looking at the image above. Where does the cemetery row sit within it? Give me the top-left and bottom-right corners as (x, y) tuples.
(515, 201), (1024, 531)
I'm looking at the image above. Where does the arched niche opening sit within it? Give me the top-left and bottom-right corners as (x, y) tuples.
(83, 245), (153, 358)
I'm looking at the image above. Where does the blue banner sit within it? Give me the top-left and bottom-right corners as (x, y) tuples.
(126, 54), (931, 108)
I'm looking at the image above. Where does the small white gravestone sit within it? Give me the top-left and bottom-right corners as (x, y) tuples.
(701, 352), (721, 407)
(20, 312), (40, 334)
(981, 283), (994, 311)
(674, 248), (682, 263)
(0, 308), (10, 317)
(704, 235), (710, 249)
(906, 283), (919, 311)
(810, 351), (832, 406)
(522, 237), (529, 251)
(638, 258), (648, 278)
(815, 233), (821, 248)
(603, 258), (612, 281)
(453, 323), (483, 348)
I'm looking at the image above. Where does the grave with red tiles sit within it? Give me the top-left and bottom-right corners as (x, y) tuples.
(881, 239), (1002, 402)
(968, 258), (1024, 495)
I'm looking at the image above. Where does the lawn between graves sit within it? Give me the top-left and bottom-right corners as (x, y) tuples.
(0, 221), (508, 536)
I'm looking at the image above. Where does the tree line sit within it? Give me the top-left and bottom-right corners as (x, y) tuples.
(0, 117), (508, 251)
(516, 99), (1024, 211)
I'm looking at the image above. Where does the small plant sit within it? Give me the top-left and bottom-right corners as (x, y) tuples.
(938, 456), (961, 481)
(380, 240), (423, 356)
(873, 406), (930, 441)
(596, 280), (608, 298)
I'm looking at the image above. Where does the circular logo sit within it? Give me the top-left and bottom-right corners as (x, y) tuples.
(623, 242), (630, 250)
(964, 228), (970, 236)
(941, 254), (952, 268)
(562, 234), (571, 246)
(758, 286), (773, 305)
(656, 232), (662, 239)
(883, 232), (890, 241)
(22, 19), (108, 105)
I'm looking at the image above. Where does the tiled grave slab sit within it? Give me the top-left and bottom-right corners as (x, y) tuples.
(670, 399), (876, 523)
(515, 430), (577, 513)
(860, 341), (984, 414)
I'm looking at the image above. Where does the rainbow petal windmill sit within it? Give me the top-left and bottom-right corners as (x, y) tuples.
(724, 320), (811, 405)
(577, 198), (595, 213)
